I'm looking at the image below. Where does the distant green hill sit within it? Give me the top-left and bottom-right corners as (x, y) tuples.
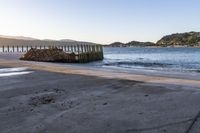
(106, 31), (200, 47)
(105, 41), (155, 47)
(156, 32), (200, 47)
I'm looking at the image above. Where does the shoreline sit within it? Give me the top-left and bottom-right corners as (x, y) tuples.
(0, 58), (200, 87)
(0, 52), (200, 86)
(0, 60), (200, 132)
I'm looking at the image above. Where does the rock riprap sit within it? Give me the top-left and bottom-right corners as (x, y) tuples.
(20, 48), (76, 63)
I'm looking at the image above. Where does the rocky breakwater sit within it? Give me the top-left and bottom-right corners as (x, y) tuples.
(20, 47), (104, 63)
(20, 48), (76, 63)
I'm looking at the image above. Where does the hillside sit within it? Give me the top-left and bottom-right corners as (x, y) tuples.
(105, 41), (155, 47)
(1, 32), (200, 48)
(106, 32), (200, 48)
(0, 35), (38, 40)
(0, 36), (97, 47)
(156, 32), (200, 47)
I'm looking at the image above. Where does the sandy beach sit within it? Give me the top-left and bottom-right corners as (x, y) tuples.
(0, 53), (200, 133)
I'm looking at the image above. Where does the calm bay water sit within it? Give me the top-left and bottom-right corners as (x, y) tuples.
(94, 47), (200, 73)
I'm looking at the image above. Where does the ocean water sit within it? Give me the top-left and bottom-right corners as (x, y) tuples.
(91, 47), (200, 73)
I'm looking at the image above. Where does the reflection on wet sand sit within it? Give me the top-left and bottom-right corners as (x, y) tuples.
(0, 67), (32, 77)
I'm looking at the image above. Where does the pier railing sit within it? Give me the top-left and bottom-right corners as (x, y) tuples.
(0, 44), (104, 63)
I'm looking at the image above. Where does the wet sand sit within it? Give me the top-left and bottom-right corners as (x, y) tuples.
(0, 54), (200, 133)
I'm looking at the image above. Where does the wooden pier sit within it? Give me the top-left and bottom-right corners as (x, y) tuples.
(0, 44), (104, 63)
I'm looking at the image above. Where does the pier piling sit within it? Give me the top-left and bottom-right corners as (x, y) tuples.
(0, 44), (104, 63)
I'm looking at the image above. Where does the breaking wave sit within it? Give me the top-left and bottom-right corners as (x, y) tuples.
(103, 61), (173, 68)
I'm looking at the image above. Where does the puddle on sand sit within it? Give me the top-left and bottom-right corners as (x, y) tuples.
(0, 67), (33, 77)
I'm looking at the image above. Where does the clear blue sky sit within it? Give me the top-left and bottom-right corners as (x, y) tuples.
(0, 0), (199, 44)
